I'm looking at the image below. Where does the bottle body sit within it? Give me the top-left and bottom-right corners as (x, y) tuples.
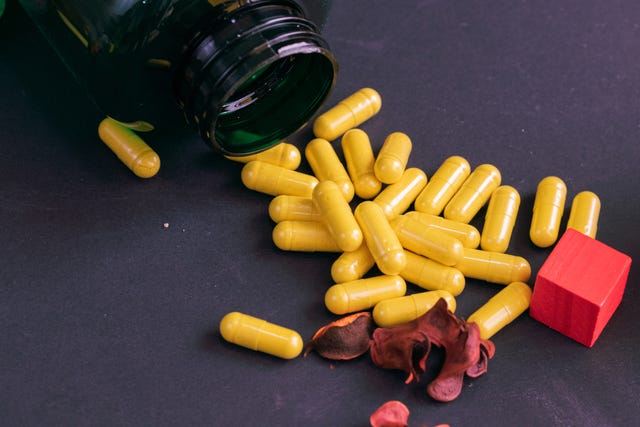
(19, 0), (337, 155)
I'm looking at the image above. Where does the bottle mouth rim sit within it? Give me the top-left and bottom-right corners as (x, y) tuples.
(174, 1), (337, 156)
(208, 46), (336, 156)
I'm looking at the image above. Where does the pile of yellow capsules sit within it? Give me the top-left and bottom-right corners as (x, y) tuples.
(219, 88), (601, 360)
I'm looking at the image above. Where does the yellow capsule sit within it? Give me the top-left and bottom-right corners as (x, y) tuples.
(98, 117), (160, 178)
(354, 201), (407, 275)
(325, 275), (406, 315)
(268, 195), (319, 223)
(467, 281), (532, 340)
(530, 176), (567, 248)
(219, 312), (303, 359)
(481, 185), (521, 253)
(225, 142), (301, 170)
(567, 191), (600, 239)
(454, 248), (531, 285)
(341, 129), (382, 199)
(399, 250), (465, 296)
(374, 168), (428, 219)
(305, 138), (354, 202)
(374, 132), (413, 184)
(404, 211), (481, 248)
(331, 243), (376, 284)
(241, 160), (319, 198)
(272, 221), (341, 252)
(313, 88), (382, 141)
(415, 155), (471, 215)
(313, 181), (362, 252)
(444, 164), (501, 223)
(372, 290), (457, 327)
(391, 215), (464, 267)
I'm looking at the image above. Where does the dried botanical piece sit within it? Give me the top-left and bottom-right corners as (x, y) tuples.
(369, 400), (410, 427)
(303, 312), (374, 360)
(466, 339), (495, 378)
(426, 320), (481, 402)
(370, 298), (496, 402)
(369, 316), (431, 384)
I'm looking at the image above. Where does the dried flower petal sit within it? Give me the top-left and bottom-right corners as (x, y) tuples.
(466, 338), (495, 378)
(369, 298), (496, 402)
(426, 321), (481, 402)
(369, 400), (410, 427)
(303, 312), (374, 360)
(414, 298), (462, 347)
(370, 318), (430, 384)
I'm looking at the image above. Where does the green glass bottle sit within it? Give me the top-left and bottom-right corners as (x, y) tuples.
(17, 0), (337, 156)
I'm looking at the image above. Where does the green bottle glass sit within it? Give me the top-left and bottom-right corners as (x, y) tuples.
(17, 0), (337, 155)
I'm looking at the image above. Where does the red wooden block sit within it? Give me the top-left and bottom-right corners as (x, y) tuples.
(530, 228), (632, 347)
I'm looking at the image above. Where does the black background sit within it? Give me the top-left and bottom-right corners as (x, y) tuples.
(1, 1), (639, 426)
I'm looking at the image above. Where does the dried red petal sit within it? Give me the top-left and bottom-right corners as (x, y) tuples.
(415, 298), (463, 347)
(303, 312), (374, 360)
(427, 321), (481, 402)
(367, 298), (496, 402)
(368, 298), (496, 402)
(466, 338), (495, 378)
(369, 400), (410, 427)
(370, 319), (430, 384)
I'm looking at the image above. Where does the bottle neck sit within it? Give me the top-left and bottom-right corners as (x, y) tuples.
(174, 1), (337, 156)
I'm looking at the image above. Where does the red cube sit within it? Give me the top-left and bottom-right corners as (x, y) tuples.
(530, 228), (632, 347)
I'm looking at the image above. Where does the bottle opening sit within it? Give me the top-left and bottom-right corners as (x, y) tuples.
(214, 51), (335, 155)
(175, 1), (337, 157)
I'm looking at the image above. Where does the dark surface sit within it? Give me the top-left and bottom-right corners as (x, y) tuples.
(1, 1), (639, 426)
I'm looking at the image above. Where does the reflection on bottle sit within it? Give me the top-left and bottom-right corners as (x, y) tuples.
(18, 0), (337, 156)
(56, 9), (87, 47)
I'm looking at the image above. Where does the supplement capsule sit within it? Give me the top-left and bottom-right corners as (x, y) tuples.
(313, 88), (382, 141)
(98, 117), (160, 178)
(241, 160), (319, 198)
(391, 215), (464, 267)
(225, 142), (301, 170)
(481, 185), (521, 253)
(372, 290), (457, 327)
(325, 275), (406, 315)
(268, 195), (319, 223)
(444, 164), (501, 223)
(454, 248), (531, 285)
(354, 201), (407, 275)
(467, 281), (532, 340)
(567, 190), (600, 239)
(219, 312), (303, 359)
(404, 211), (481, 248)
(374, 132), (412, 184)
(272, 221), (341, 252)
(530, 176), (567, 248)
(399, 250), (465, 296)
(374, 168), (428, 219)
(331, 243), (376, 284)
(313, 181), (362, 252)
(415, 155), (471, 215)
(341, 129), (382, 199)
(305, 138), (354, 202)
